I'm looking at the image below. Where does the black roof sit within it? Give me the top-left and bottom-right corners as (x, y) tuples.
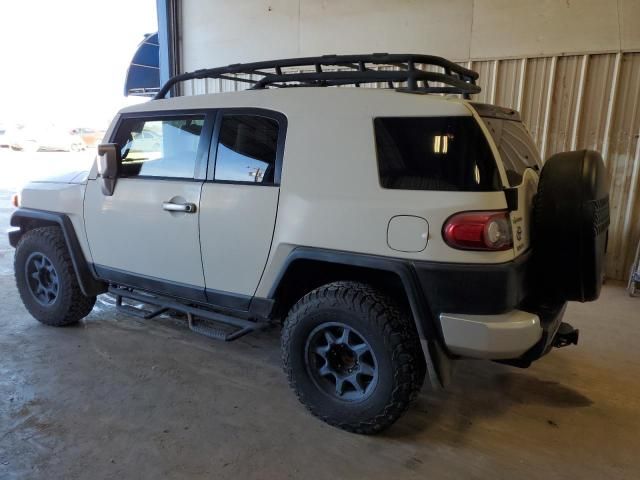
(154, 53), (480, 100)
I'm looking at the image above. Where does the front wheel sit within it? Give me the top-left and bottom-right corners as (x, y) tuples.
(14, 227), (96, 326)
(281, 281), (425, 434)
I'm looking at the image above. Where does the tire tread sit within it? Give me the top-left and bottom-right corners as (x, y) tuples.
(281, 281), (424, 434)
(15, 226), (95, 326)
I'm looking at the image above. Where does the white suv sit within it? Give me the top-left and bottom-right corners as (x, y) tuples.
(9, 54), (610, 434)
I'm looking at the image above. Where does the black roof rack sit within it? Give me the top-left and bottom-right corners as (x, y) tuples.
(154, 53), (480, 100)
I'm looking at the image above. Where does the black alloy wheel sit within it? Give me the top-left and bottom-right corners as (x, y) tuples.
(305, 322), (378, 402)
(25, 252), (60, 306)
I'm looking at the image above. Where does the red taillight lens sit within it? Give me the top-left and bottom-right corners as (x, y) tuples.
(11, 193), (19, 208)
(443, 211), (513, 251)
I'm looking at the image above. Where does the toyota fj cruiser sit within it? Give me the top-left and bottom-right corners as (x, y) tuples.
(9, 54), (610, 434)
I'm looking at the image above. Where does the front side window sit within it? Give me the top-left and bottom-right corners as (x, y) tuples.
(115, 116), (205, 178)
(374, 116), (501, 191)
(214, 115), (279, 184)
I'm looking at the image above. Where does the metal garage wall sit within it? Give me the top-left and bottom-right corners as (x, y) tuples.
(469, 52), (640, 281)
(178, 1), (640, 69)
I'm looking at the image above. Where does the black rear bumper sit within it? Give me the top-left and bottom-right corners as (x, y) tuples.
(412, 250), (532, 318)
(411, 250), (567, 365)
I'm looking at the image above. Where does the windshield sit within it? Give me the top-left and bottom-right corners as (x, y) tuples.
(481, 116), (542, 187)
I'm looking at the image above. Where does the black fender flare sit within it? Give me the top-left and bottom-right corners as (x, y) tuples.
(267, 247), (452, 388)
(10, 208), (107, 296)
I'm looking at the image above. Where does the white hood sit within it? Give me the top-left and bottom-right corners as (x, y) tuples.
(31, 170), (90, 184)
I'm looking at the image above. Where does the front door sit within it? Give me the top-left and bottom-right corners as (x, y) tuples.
(84, 112), (213, 301)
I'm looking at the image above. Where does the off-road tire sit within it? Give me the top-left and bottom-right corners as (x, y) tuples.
(15, 227), (96, 326)
(533, 149), (609, 302)
(281, 281), (425, 434)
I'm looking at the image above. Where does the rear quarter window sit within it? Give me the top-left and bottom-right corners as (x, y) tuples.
(481, 117), (542, 187)
(374, 116), (501, 191)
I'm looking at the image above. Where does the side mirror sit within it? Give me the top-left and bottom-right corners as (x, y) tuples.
(97, 143), (120, 196)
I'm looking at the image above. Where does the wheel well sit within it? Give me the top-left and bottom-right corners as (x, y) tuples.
(10, 211), (107, 296)
(15, 217), (59, 234)
(271, 259), (412, 321)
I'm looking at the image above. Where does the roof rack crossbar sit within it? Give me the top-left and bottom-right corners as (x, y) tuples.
(154, 53), (480, 100)
(249, 70), (480, 91)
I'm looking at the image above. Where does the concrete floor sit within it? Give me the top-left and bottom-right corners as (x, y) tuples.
(1, 179), (639, 479)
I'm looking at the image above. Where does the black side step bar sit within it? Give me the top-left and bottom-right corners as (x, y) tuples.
(109, 286), (267, 342)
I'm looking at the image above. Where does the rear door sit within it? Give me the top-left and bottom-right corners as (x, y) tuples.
(198, 109), (285, 309)
(84, 111), (214, 301)
(473, 104), (542, 256)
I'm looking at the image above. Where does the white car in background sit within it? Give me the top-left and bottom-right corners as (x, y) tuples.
(10, 124), (85, 152)
(0, 123), (12, 148)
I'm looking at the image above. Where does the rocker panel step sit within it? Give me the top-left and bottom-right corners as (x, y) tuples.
(109, 286), (266, 342)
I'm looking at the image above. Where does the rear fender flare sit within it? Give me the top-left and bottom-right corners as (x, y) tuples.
(268, 247), (451, 388)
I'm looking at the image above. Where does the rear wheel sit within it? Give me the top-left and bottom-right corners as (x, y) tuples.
(15, 227), (96, 326)
(281, 281), (425, 434)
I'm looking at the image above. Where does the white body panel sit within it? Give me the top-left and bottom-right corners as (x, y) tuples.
(83, 178), (205, 287)
(199, 183), (279, 296)
(510, 168), (539, 256)
(19, 181), (92, 264)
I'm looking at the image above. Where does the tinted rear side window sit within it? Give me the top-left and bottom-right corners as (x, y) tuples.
(214, 115), (279, 184)
(374, 117), (501, 191)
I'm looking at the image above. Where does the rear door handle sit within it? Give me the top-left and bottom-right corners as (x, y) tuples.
(162, 201), (197, 213)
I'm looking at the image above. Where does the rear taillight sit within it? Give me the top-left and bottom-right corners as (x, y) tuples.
(11, 193), (19, 208)
(443, 210), (513, 251)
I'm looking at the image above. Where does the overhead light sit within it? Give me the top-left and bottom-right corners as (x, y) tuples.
(433, 135), (449, 154)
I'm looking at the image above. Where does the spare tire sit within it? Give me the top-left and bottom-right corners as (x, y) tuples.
(533, 150), (610, 302)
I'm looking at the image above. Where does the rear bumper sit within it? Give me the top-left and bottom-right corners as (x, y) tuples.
(438, 302), (567, 362)
(412, 250), (531, 317)
(439, 309), (542, 359)
(411, 250), (568, 363)
(504, 302), (568, 367)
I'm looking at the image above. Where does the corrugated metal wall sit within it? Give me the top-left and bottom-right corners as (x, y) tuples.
(185, 52), (640, 281)
(468, 52), (640, 281)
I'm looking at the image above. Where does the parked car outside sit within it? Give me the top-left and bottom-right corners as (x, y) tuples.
(0, 124), (8, 148)
(0, 122), (19, 148)
(10, 124), (86, 152)
(70, 127), (107, 148)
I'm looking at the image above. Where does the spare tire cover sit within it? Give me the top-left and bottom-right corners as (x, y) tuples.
(533, 150), (610, 302)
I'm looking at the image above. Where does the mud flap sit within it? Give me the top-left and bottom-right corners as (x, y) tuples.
(421, 338), (455, 389)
